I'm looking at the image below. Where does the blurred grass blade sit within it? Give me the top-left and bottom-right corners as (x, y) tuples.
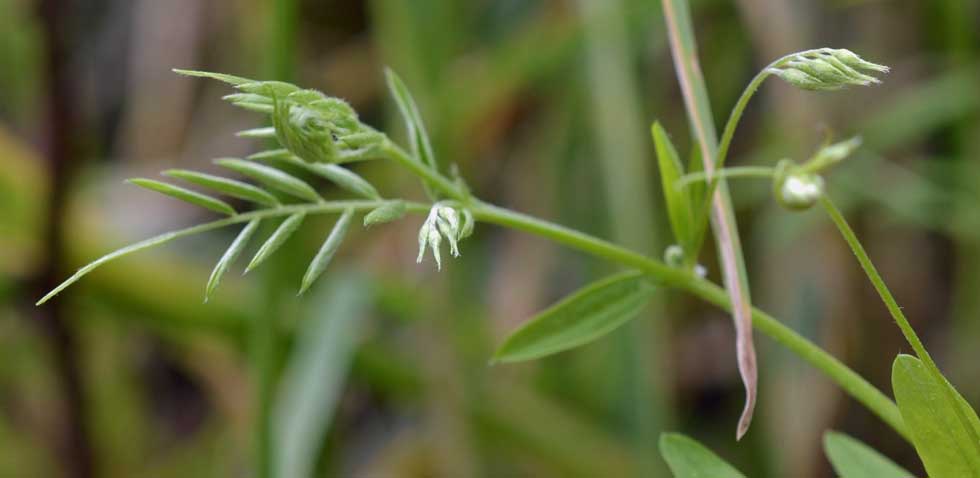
(206, 219), (260, 302)
(163, 169), (280, 207)
(237, 127), (277, 139)
(173, 68), (254, 86)
(128, 178), (235, 216)
(823, 431), (912, 478)
(246, 213), (306, 274)
(892, 354), (980, 477)
(661, 0), (757, 440)
(274, 273), (370, 478)
(659, 433), (746, 478)
(652, 122), (694, 253)
(363, 201), (406, 227)
(299, 208), (353, 295)
(216, 158), (322, 203)
(493, 272), (655, 363)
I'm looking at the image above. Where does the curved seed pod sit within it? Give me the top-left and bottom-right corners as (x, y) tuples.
(216, 158), (322, 203)
(299, 209), (353, 294)
(245, 213), (305, 274)
(205, 219), (260, 302)
(163, 169), (280, 207)
(128, 178), (236, 215)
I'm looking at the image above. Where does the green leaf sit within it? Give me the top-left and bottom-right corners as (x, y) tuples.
(299, 209), (353, 295)
(652, 122), (694, 252)
(892, 354), (980, 478)
(163, 169), (280, 207)
(493, 271), (655, 363)
(384, 68), (439, 198)
(248, 149), (379, 199)
(236, 127), (277, 139)
(205, 219), (260, 302)
(216, 158), (322, 203)
(274, 273), (371, 478)
(128, 178), (235, 216)
(245, 213), (305, 274)
(659, 433), (746, 478)
(823, 431), (911, 478)
(363, 202), (406, 227)
(173, 68), (254, 86)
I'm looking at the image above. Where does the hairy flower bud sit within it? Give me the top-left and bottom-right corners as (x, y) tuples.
(769, 49), (888, 91)
(417, 203), (472, 269)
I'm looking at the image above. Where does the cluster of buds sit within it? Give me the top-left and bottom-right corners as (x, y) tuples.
(773, 137), (862, 211)
(224, 81), (386, 164)
(768, 48), (889, 91)
(417, 203), (474, 269)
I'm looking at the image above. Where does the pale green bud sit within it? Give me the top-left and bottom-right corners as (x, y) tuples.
(770, 49), (889, 92)
(773, 160), (824, 211)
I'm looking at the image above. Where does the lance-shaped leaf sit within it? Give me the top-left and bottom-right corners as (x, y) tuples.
(173, 68), (254, 86)
(299, 209), (353, 295)
(249, 149), (380, 199)
(363, 201), (406, 227)
(493, 271), (655, 363)
(652, 122), (694, 254)
(823, 431), (911, 478)
(659, 433), (746, 478)
(216, 158), (322, 203)
(128, 178), (235, 216)
(246, 213), (306, 274)
(205, 219), (260, 302)
(384, 69), (437, 171)
(237, 127), (277, 139)
(163, 169), (280, 207)
(892, 354), (980, 478)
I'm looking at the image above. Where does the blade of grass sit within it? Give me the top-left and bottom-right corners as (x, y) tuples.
(661, 0), (758, 439)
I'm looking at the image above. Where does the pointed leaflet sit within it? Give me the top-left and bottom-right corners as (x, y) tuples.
(892, 354), (980, 478)
(299, 209), (353, 295)
(661, 0), (757, 440)
(205, 219), (260, 302)
(493, 272), (655, 363)
(237, 127), (277, 139)
(216, 158), (322, 203)
(384, 68), (439, 198)
(128, 178), (235, 215)
(163, 169), (280, 207)
(246, 213), (306, 274)
(172, 69), (254, 86)
(823, 431), (911, 478)
(363, 202), (406, 227)
(659, 433), (746, 478)
(248, 150), (380, 200)
(651, 122), (694, 254)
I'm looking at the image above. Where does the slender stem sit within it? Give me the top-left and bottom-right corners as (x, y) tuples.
(821, 194), (980, 451)
(380, 140), (468, 202)
(678, 166), (775, 190)
(473, 201), (910, 442)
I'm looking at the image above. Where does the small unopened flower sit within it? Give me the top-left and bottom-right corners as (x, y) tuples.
(417, 203), (471, 269)
(773, 159), (825, 211)
(768, 48), (889, 91)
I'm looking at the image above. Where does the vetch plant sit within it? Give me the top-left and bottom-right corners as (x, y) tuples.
(35, 13), (980, 477)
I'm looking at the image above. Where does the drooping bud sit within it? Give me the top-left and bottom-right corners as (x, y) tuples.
(417, 203), (472, 269)
(768, 49), (889, 91)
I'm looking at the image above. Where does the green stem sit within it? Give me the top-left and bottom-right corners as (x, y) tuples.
(678, 166), (775, 190)
(820, 194), (980, 450)
(473, 201), (910, 442)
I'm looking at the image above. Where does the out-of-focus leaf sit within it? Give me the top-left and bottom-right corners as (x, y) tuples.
(216, 158), (321, 203)
(652, 122), (693, 252)
(493, 271), (655, 363)
(823, 431), (911, 478)
(173, 68), (254, 86)
(363, 202), (406, 227)
(236, 127), (277, 139)
(128, 178), (235, 216)
(245, 213), (305, 274)
(274, 273), (371, 478)
(892, 354), (980, 477)
(299, 209), (353, 295)
(163, 169), (280, 207)
(659, 433), (745, 478)
(384, 68), (439, 198)
(205, 219), (260, 302)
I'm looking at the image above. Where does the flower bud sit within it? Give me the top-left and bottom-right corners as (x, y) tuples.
(664, 244), (685, 267)
(417, 203), (472, 269)
(773, 160), (824, 211)
(769, 49), (888, 91)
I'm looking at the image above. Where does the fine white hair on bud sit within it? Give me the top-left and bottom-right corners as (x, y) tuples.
(768, 48), (889, 91)
(417, 203), (472, 269)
